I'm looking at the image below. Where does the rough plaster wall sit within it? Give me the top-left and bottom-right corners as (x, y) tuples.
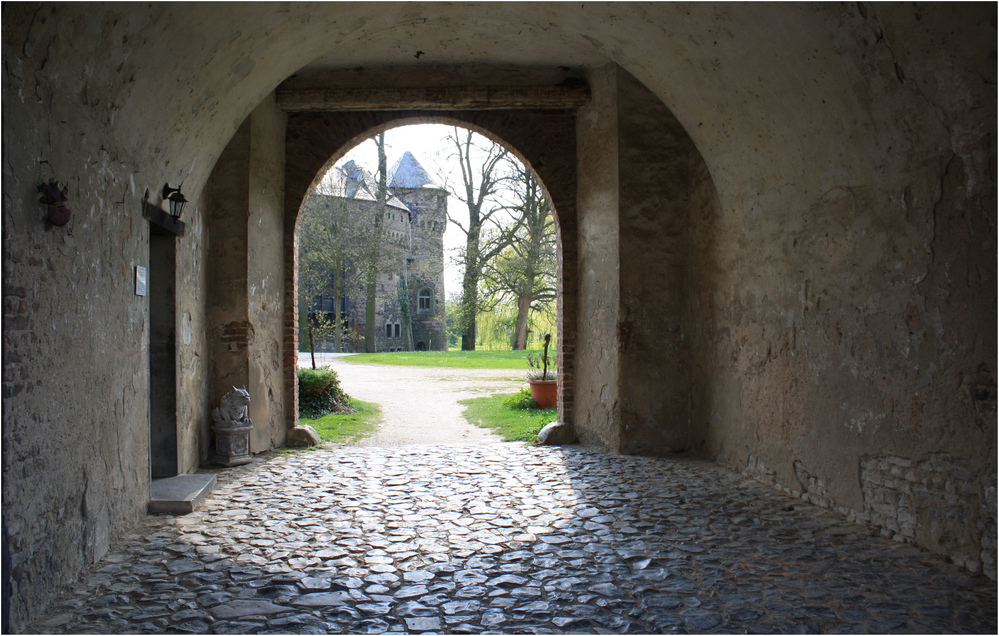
(205, 102), (288, 453)
(2, 6), (192, 629)
(685, 4), (997, 574)
(14, 3), (609, 210)
(176, 195), (210, 472)
(2, 3), (995, 629)
(205, 123), (252, 415)
(247, 96), (287, 450)
(616, 68), (695, 456)
(1, 148), (150, 631)
(574, 64), (621, 450)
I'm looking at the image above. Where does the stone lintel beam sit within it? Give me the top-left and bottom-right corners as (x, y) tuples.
(275, 85), (591, 112)
(142, 200), (185, 236)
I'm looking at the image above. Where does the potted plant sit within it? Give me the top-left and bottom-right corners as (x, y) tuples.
(527, 334), (557, 409)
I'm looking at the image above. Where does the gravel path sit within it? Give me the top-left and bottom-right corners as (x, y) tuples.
(305, 354), (524, 446)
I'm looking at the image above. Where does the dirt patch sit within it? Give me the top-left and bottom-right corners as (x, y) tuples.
(313, 355), (525, 446)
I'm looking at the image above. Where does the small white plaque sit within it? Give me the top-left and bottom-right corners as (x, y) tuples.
(135, 266), (147, 296)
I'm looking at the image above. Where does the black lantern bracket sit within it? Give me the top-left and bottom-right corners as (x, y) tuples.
(162, 183), (188, 219)
(143, 188), (186, 236)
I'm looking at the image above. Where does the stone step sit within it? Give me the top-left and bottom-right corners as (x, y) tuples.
(148, 473), (217, 514)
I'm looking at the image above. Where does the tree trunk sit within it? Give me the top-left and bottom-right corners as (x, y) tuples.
(333, 264), (343, 352)
(308, 324), (317, 369)
(365, 273), (376, 352)
(365, 133), (389, 353)
(513, 271), (535, 350)
(460, 275), (478, 351)
(460, 230), (480, 351)
(445, 128), (513, 351)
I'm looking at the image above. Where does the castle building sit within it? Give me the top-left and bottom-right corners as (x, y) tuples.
(303, 151), (447, 352)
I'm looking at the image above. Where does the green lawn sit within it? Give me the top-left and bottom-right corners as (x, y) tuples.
(341, 349), (541, 369)
(459, 392), (557, 442)
(299, 399), (381, 444)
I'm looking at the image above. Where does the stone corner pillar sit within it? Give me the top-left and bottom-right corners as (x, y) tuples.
(574, 64), (622, 451)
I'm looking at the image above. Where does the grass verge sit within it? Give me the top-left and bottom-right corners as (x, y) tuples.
(299, 398), (381, 445)
(341, 350), (538, 369)
(459, 393), (556, 442)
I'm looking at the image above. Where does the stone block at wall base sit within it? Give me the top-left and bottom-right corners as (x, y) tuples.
(286, 425), (322, 447)
(538, 421), (577, 445)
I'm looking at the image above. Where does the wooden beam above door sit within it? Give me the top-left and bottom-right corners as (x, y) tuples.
(274, 84), (591, 112)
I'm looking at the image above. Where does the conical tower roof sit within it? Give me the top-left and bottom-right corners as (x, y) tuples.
(330, 161), (410, 210)
(387, 151), (437, 189)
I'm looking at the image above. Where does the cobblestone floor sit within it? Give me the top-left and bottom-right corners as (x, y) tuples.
(28, 444), (997, 634)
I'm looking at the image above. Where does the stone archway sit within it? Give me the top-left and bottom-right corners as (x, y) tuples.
(4, 5), (995, 631)
(281, 111), (580, 432)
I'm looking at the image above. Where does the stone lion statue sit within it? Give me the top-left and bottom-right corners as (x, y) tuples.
(212, 386), (251, 427)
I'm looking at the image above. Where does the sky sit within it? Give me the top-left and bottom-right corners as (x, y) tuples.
(317, 123), (513, 295)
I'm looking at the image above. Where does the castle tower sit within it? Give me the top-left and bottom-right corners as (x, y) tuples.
(387, 152), (448, 351)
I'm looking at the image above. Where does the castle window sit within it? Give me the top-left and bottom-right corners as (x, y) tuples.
(394, 323), (401, 338)
(418, 288), (433, 314)
(386, 323), (393, 338)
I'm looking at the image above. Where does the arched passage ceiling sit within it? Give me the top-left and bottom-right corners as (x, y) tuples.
(13, 2), (988, 213)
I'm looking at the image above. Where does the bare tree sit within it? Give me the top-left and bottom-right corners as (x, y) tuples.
(363, 132), (389, 353)
(444, 128), (523, 350)
(298, 177), (364, 354)
(481, 160), (557, 349)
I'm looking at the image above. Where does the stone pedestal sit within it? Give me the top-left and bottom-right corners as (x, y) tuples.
(212, 424), (253, 466)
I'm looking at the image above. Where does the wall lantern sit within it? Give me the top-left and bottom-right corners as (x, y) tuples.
(162, 184), (188, 219)
(142, 187), (186, 237)
(36, 180), (72, 226)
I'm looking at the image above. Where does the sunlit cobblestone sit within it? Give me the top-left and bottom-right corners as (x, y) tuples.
(27, 444), (997, 634)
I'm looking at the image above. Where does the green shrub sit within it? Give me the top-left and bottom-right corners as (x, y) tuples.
(504, 388), (538, 410)
(298, 366), (354, 417)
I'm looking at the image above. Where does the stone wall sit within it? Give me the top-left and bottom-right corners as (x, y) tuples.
(395, 187), (448, 352)
(297, 183), (447, 354)
(176, 201), (211, 474)
(684, 3), (996, 578)
(246, 97), (288, 452)
(204, 100), (287, 455)
(858, 453), (993, 574)
(617, 68), (698, 455)
(204, 122), (252, 437)
(573, 64), (622, 450)
(2, 7), (202, 630)
(1, 4), (994, 632)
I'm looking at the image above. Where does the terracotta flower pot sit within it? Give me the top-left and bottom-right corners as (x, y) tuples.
(529, 379), (558, 409)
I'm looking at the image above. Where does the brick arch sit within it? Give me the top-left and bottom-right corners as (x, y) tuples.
(283, 111), (578, 431)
